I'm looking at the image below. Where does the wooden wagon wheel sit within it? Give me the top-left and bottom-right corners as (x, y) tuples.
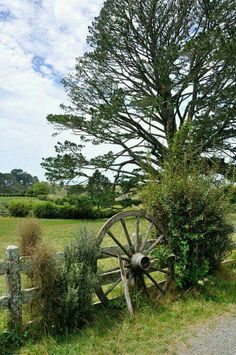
(95, 210), (173, 307)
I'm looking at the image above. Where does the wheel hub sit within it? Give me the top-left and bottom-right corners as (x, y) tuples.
(131, 252), (150, 271)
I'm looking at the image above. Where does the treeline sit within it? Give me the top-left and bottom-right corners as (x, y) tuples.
(0, 169), (38, 195)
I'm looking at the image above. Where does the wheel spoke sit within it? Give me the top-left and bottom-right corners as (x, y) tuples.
(136, 216), (140, 251)
(144, 272), (165, 293)
(107, 230), (132, 257)
(101, 266), (121, 275)
(133, 217), (140, 252)
(104, 277), (122, 296)
(102, 251), (130, 262)
(144, 235), (164, 255)
(137, 274), (149, 296)
(120, 219), (134, 253)
(149, 266), (170, 275)
(140, 222), (153, 252)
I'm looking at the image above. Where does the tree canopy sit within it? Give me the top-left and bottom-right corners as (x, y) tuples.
(87, 169), (115, 209)
(42, 0), (236, 183)
(0, 169), (38, 194)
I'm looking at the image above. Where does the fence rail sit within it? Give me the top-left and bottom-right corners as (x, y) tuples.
(0, 243), (236, 330)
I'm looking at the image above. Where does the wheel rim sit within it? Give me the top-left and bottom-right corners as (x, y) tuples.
(95, 210), (172, 305)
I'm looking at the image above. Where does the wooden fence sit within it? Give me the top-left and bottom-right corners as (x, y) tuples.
(0, 243), (236, 330)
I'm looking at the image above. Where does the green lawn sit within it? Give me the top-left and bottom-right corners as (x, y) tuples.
(0, 214), (235, 354)
(0, 216), (106, 258)
(3, 265), (236, 355)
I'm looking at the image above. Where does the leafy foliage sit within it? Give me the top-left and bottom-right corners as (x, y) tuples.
(43, 0), (235, 186)
(30, 228), (99, 333)
(27, 182), (51, 197)
(0, 169), (38, 194)
(8, 200), (31, 217)
(142, 134), (233, 288)
(87, 170), (115, 209)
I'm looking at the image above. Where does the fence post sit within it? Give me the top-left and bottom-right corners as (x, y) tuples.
(5, 245), (22, 329)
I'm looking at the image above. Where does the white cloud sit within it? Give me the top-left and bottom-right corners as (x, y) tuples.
(0, 0), (104, 179)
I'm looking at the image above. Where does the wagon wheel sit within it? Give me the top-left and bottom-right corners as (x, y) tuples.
(95, 210), (173, 306)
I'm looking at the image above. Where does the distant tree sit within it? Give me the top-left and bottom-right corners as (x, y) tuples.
(0, 169), (39, 194)
(67, 184), (86, 196)
(87, 170), (115, 209)
(11, 169), (38, 187)
(42, 0), (235, 186)
(28, 181), (51, 196)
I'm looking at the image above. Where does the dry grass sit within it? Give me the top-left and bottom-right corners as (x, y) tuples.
(18, 219), (42, 256)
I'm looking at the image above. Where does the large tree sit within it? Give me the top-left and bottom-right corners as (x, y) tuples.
(42, 0), (236, 183)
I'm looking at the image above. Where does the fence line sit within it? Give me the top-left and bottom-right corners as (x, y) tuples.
(0, 243), (236, 330)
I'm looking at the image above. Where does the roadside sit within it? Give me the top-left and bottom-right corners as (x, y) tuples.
(177, 306), (236, 355)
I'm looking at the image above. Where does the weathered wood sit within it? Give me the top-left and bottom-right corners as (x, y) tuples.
(144, 235), (164, 255)
(140, 222), (153, 252)
(120, 218), (134, 253)
(100, 239), (156, 259)
(101, 269), (121, 285)
(5, 245), (22, 329)
(118, 253), (133, 315)
(0, 295), (9, 309)
(0, 260), (8, 275)
(20, 257), (32, 273)
(221, 259), (236, 266)
(107, 230), (132, 257)
(96, 210), (163, 245)
(21, 287), (38, 304)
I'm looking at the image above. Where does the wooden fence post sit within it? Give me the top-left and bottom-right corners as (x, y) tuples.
(5, 245), (22, 329)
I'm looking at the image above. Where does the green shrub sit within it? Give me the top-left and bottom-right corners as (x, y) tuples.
(142, 163), (233, 288)
(8, 200), (31, 217)
(54, 229), (99, 331)
(224, 185), (236, 205)
(33, 201), (96, 219)
(33, 202), (59, 218)
(30, 228), (99, 332)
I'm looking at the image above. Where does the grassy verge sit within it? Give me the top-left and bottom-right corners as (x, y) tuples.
(1, 264), (235, 355)
(0, 214), (235, 354)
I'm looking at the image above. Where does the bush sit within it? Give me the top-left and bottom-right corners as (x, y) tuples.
(17, 219), (42, 255)
(30, 228), (99, 332)
(33, 201), (95, 219)
(8, 200), (31, 217)
(33, 202), (59, 218)
(30, 243), (59, 330)
(54, 229), (99, 331)
(224, 185), (236, 205)
(142, 162), (233, 288)
(27, 181), (51, 196)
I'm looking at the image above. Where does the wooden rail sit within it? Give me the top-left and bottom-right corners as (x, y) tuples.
(0, 243), (235, 330)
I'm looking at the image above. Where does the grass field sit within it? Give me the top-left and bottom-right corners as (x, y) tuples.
(0, 214), (235, 354)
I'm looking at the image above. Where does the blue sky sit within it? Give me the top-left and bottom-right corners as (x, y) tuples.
(0, 0), (104, 179)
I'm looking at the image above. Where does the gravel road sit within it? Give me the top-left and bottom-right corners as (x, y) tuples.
(177, 313), (236, 355)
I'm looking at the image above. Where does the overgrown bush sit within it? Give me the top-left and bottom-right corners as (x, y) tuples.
(30, 228), (99, 332)
(30, 243), (59, 330)
(8, 200), (31, 217)
(17, 219), (42, 255)
(142, 164), (233, 288)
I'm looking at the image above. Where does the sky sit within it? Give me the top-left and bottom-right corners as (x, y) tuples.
(0, 0), (104, 180)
